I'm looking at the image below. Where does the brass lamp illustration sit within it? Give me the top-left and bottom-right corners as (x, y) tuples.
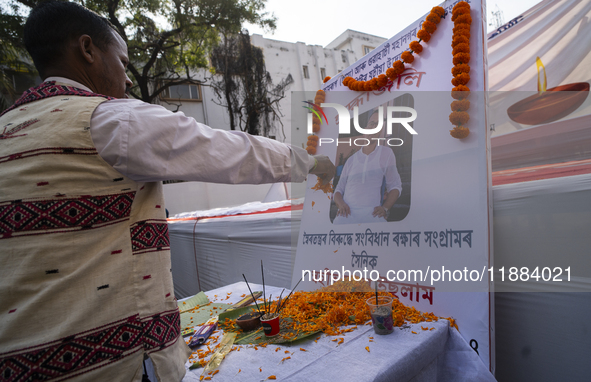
(507, 57), (589, 125)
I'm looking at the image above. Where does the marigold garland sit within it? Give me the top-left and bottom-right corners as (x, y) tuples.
(220, 280), (459, 338)
(341, 6), (444, 92)
(449, 1), (472, 139)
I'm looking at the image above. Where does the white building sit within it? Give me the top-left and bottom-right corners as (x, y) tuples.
(162, 30), (388, 215)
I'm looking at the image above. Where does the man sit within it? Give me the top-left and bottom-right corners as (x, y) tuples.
(0, 1), (334, 381)
(333, 109), (401, 224)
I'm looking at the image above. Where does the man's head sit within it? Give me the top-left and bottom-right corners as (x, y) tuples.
(24, 1), (132, 98)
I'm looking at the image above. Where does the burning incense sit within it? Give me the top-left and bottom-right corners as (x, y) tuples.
(278, 277), (302, 314)
(242, 273), (262, 316)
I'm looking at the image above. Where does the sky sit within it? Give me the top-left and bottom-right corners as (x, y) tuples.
(244, 0), (543, 47)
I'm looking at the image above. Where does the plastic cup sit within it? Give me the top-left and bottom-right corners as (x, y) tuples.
(260, 314), (280, 337)
(366, 296), (394, 335)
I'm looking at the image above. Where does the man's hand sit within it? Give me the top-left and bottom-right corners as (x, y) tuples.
(309, 155), (336, 186)
(335, 200), (351, 217)
(333, 191), (350, 217)
(372, 206), (388, 218)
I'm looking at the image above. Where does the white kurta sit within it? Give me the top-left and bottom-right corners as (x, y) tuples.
(46, 77), (315, 184)
(333, 145), (402, 224)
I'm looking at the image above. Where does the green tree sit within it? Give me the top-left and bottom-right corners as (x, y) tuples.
(0, 1), (36, 110)
(210, 30), (292, 137)
(0, 0), (276, 104)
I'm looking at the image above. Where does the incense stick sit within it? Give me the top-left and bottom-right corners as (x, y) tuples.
(261, 260), (266, 314)
(375, 280), (378, 305)
(275, 289), (285, 314)
(242, 274), (262, 315)
(278, 277), (302, 314)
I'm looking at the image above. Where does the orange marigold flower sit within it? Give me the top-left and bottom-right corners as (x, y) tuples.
(450, 126), (470, 139)
(409, 41), (423, 54)
(323, 76), (331, 83)
(453, 23), (471, 34)
(452, 35), (470, 48)
(307, 138), (318, 148)
(455, 30), (471, 41)
(401, 51), (414, 64)
(453, 52), (471, 65)
(316, 89), (326, 97)
(426, 13), (440, 24)
(451, 85), (470, 100)
(453, 1), (470, 10)
(449, 111), (470, 126)
(451, 72), (470, 86)
(452, 43), (470, 55)
(314, 97), (325, 105)
(422, 20), (437, 34)
(450, 99), (470, 112)
(308, 134), (319, 142)
(431, 6), (445, 17)
(452, 63), (470, 76)
(312, 115), (321, 124)
(417, 29), (431, 43)
(312, 124), (320, 133)
(452, 7), (470, 21)
(455, 14), (472, 25)
(377, 74), (388, 87)
(392, 60), (405, 74)
(342, 77), (351, 86)
(386, 68), (397, 80)
(268, 377), (277, 380)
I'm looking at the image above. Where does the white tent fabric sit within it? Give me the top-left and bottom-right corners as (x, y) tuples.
(488, 0), (591, 92)
(487, 1), (591, 381)
(169, 208), (301, 298)
(488, 0), (591, 139)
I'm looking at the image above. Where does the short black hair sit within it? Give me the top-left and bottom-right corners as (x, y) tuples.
(24, 0), (118, 76)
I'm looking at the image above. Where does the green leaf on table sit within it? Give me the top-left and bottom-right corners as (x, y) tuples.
(178, 291), (209, 313)
(180, 303), (232, 331)
(218, 306), (321, 345)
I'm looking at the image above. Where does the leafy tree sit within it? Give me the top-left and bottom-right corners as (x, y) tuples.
(0, 0), (276, 104)
(210, 30), (293, 137)
(0, 1), (35, 110)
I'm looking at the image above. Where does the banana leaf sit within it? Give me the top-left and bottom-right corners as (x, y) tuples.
(218, 306), (321, 345)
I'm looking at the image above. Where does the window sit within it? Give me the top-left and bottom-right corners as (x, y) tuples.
(161, 84), (202, 101)
(363, 45), (375, 55)
(302, 65), (309, 79)
(320, 68), (326, 79)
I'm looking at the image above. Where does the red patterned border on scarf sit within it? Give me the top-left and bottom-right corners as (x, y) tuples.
(0, 192), (136, 239)
(0, 81), (114, 118)
(130, 220), (171, 255)
(0, 309), (180, 381)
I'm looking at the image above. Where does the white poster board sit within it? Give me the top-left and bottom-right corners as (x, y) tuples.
(292, 0), (493, 370)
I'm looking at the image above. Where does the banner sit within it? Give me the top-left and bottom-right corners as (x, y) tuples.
(292, 0), (494, 370)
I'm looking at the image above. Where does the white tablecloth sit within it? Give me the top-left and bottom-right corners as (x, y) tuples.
(171, 282), (496, 382)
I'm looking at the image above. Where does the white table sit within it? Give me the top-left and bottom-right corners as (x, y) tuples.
(176, 282), (496, 382)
